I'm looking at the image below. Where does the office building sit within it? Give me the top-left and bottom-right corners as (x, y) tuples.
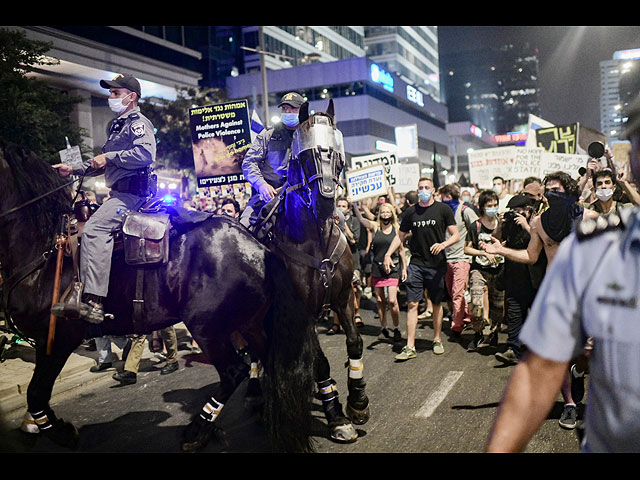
(600, 48), (640, 142)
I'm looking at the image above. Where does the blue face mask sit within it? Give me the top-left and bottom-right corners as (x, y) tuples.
(281, 113), (299, 127)
(418, 189), (431, 203)
(485, 207), (499, 217)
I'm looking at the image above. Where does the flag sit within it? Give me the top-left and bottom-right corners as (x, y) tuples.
(250, 110), (264, 143)
(525, 114), (555, 147)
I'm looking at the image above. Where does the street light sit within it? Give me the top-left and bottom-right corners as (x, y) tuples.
(240, 30), (322, 127)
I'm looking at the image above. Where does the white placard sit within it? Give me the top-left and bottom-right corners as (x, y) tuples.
(346, 164), (388, 201)
(468, 146), (516, 187)
(511, 147), (544, 180)
(351, 151), (398, 186)
(390, 163), (420, 193)
(539, 152), (589, 180)
(58, 145), (84, 171)
(394, 124), (419, 159)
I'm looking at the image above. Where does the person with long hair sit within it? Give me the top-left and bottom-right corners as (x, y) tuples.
(354, 201), (407, 342)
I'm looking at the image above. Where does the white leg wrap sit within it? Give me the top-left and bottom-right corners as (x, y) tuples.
(21, 411), (40, 434)
(348, 357), (364, 380)
(200, 397), (224, 423)
(249, 362), (259, 379)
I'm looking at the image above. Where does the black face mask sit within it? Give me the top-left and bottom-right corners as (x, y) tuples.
(541, 191), (583, 243)
(380, 216), (392, 225)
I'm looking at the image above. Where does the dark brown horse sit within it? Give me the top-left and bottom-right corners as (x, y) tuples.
(265, 100), (371, 442)
(0, 139), (318, 453)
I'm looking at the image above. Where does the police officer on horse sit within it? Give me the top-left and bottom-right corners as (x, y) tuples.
(239, 92), (304, 229)
(52, 73), (156, 323)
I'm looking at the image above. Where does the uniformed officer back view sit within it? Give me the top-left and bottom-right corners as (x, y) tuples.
(52, 73), (156, 323)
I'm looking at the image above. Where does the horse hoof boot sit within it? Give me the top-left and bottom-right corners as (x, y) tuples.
(42, 419), (80, 450)
(346, 402), (371, 426)
(329, 421), (358, 443)
(181, 416), (220, 453)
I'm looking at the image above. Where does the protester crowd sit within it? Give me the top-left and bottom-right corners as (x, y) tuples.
(79, 140), (637, 432)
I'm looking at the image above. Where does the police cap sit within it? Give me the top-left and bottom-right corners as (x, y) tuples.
(100, 73), (142, 98)
(277, 92), (305, 108)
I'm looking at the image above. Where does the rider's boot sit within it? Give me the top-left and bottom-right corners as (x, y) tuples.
(81, 293), (106, 324)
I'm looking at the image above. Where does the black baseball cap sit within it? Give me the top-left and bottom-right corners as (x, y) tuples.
(277, 92), (305, 108)
(100, 73), (141, 98)
(507, 194), (535, 209)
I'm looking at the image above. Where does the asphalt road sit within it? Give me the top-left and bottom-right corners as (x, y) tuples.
(1, 301), (583, 454)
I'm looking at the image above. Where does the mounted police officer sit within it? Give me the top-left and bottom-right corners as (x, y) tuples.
(239, 92), (304, 230)
(486, 94), (640, 453)
(52, 73), (156, 323)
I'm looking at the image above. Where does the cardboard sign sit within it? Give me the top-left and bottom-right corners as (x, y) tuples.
(346, 163), (388, 201)
(58, 145), (84, 171)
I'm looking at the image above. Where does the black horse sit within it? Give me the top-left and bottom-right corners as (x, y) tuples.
(0, 139), (318, 453)
(265, 101), (371, 442)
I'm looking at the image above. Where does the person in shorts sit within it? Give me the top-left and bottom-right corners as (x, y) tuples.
(384, 177), (459, 359)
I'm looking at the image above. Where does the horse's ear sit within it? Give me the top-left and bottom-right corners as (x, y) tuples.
(299, 102), (310, 124)
(326, 99), (335, 119)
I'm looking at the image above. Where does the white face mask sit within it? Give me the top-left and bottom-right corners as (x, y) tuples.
(485, 207), (499, 217)
(595, 188), (613, 202)
(108, 92), (133, 114)
(492, 185), (503, 195)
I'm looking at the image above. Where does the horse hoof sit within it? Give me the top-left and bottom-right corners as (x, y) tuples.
(346, 402), (371, 425)
(244, 395), (264, 411)
(330, 422), (358, 443)
(181, 416), (222, 452)
(42, 419), (80, 449)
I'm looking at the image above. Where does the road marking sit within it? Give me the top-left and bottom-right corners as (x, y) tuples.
(415, 371), (464, 418)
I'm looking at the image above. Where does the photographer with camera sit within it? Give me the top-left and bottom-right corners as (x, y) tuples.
(493, 194), (542, 365)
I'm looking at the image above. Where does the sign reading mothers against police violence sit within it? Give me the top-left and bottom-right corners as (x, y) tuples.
(189, 100), (252, 188)
(346, 164), (388, 201)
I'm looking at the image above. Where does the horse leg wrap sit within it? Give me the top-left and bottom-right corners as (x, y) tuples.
(317, 378), (347, 423)
(347, 357), (364, 380)
(30, 409), (54, 431)
(199, 396), (224, 423)
(21, 411), (40, 434)
(249, 362), (259, 379)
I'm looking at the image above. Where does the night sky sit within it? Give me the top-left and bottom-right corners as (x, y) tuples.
(438, 25), (640, 132)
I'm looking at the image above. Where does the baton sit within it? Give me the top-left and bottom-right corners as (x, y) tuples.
(47, 217), (68, 355)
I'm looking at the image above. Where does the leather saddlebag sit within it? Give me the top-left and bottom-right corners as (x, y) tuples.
(122, 212), (171, 266)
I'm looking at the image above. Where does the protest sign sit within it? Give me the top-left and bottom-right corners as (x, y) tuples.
(351, 151), (398, 186)
(390, 163), (420, 193)
(468, 146), (516, 187)
(511, 147), (544, 179)
(539, 151), (588, 179)
(189, 100), (252, 188)
(346, 163), (388, 201)
(58, 145), (83, 171)
(535, 123), (578, 154)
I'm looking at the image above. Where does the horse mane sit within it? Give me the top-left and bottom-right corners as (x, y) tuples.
(0, 139), (73, 238)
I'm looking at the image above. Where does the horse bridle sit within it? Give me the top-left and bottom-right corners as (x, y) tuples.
(291, 115), (345, 205)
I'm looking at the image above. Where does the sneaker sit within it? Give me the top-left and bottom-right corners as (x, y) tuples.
(433, 341), (444, 355)
(467, 332), (482, 352)
(478, 331), (497, 349)
(495, 348), (518, 365)
(112, 370), (137, 386)
(395, 346), (417, 361)
(418, 310), (432, 319)
(570, 364), (586, 404)
(89, 362), (113, 373)
(393, 328), (402, 342)
(559, 404), (577, 429)
(378, 327), (390, 340)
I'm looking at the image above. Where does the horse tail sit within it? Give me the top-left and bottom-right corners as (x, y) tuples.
(262, 252), (317, 453)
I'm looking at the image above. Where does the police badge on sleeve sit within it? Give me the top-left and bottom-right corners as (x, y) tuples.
(131, 121), (146, 137)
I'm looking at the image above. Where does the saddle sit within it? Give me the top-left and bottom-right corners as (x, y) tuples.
(54, 195), (213, 328)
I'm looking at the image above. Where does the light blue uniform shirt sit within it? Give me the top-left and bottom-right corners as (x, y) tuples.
(520, 207), (640, 452)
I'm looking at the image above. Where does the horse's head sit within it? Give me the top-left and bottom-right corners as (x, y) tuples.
(289, 99), (345, 222)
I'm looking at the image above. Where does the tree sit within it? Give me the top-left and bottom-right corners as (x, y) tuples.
(140, 86), (228, 171)
(0, 28), (88, 163)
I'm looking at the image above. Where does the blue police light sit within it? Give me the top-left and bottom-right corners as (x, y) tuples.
(370, 63), (394, 93)
(161, 194), (177, 205)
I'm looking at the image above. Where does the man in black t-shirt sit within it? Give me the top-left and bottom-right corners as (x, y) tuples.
(384, 177), (459, 360)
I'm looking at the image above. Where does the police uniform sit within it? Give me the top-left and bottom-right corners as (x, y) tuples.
(239, 92), (304, 229)
(74, 75), (156, 319)
(519, 206), (640, 452)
